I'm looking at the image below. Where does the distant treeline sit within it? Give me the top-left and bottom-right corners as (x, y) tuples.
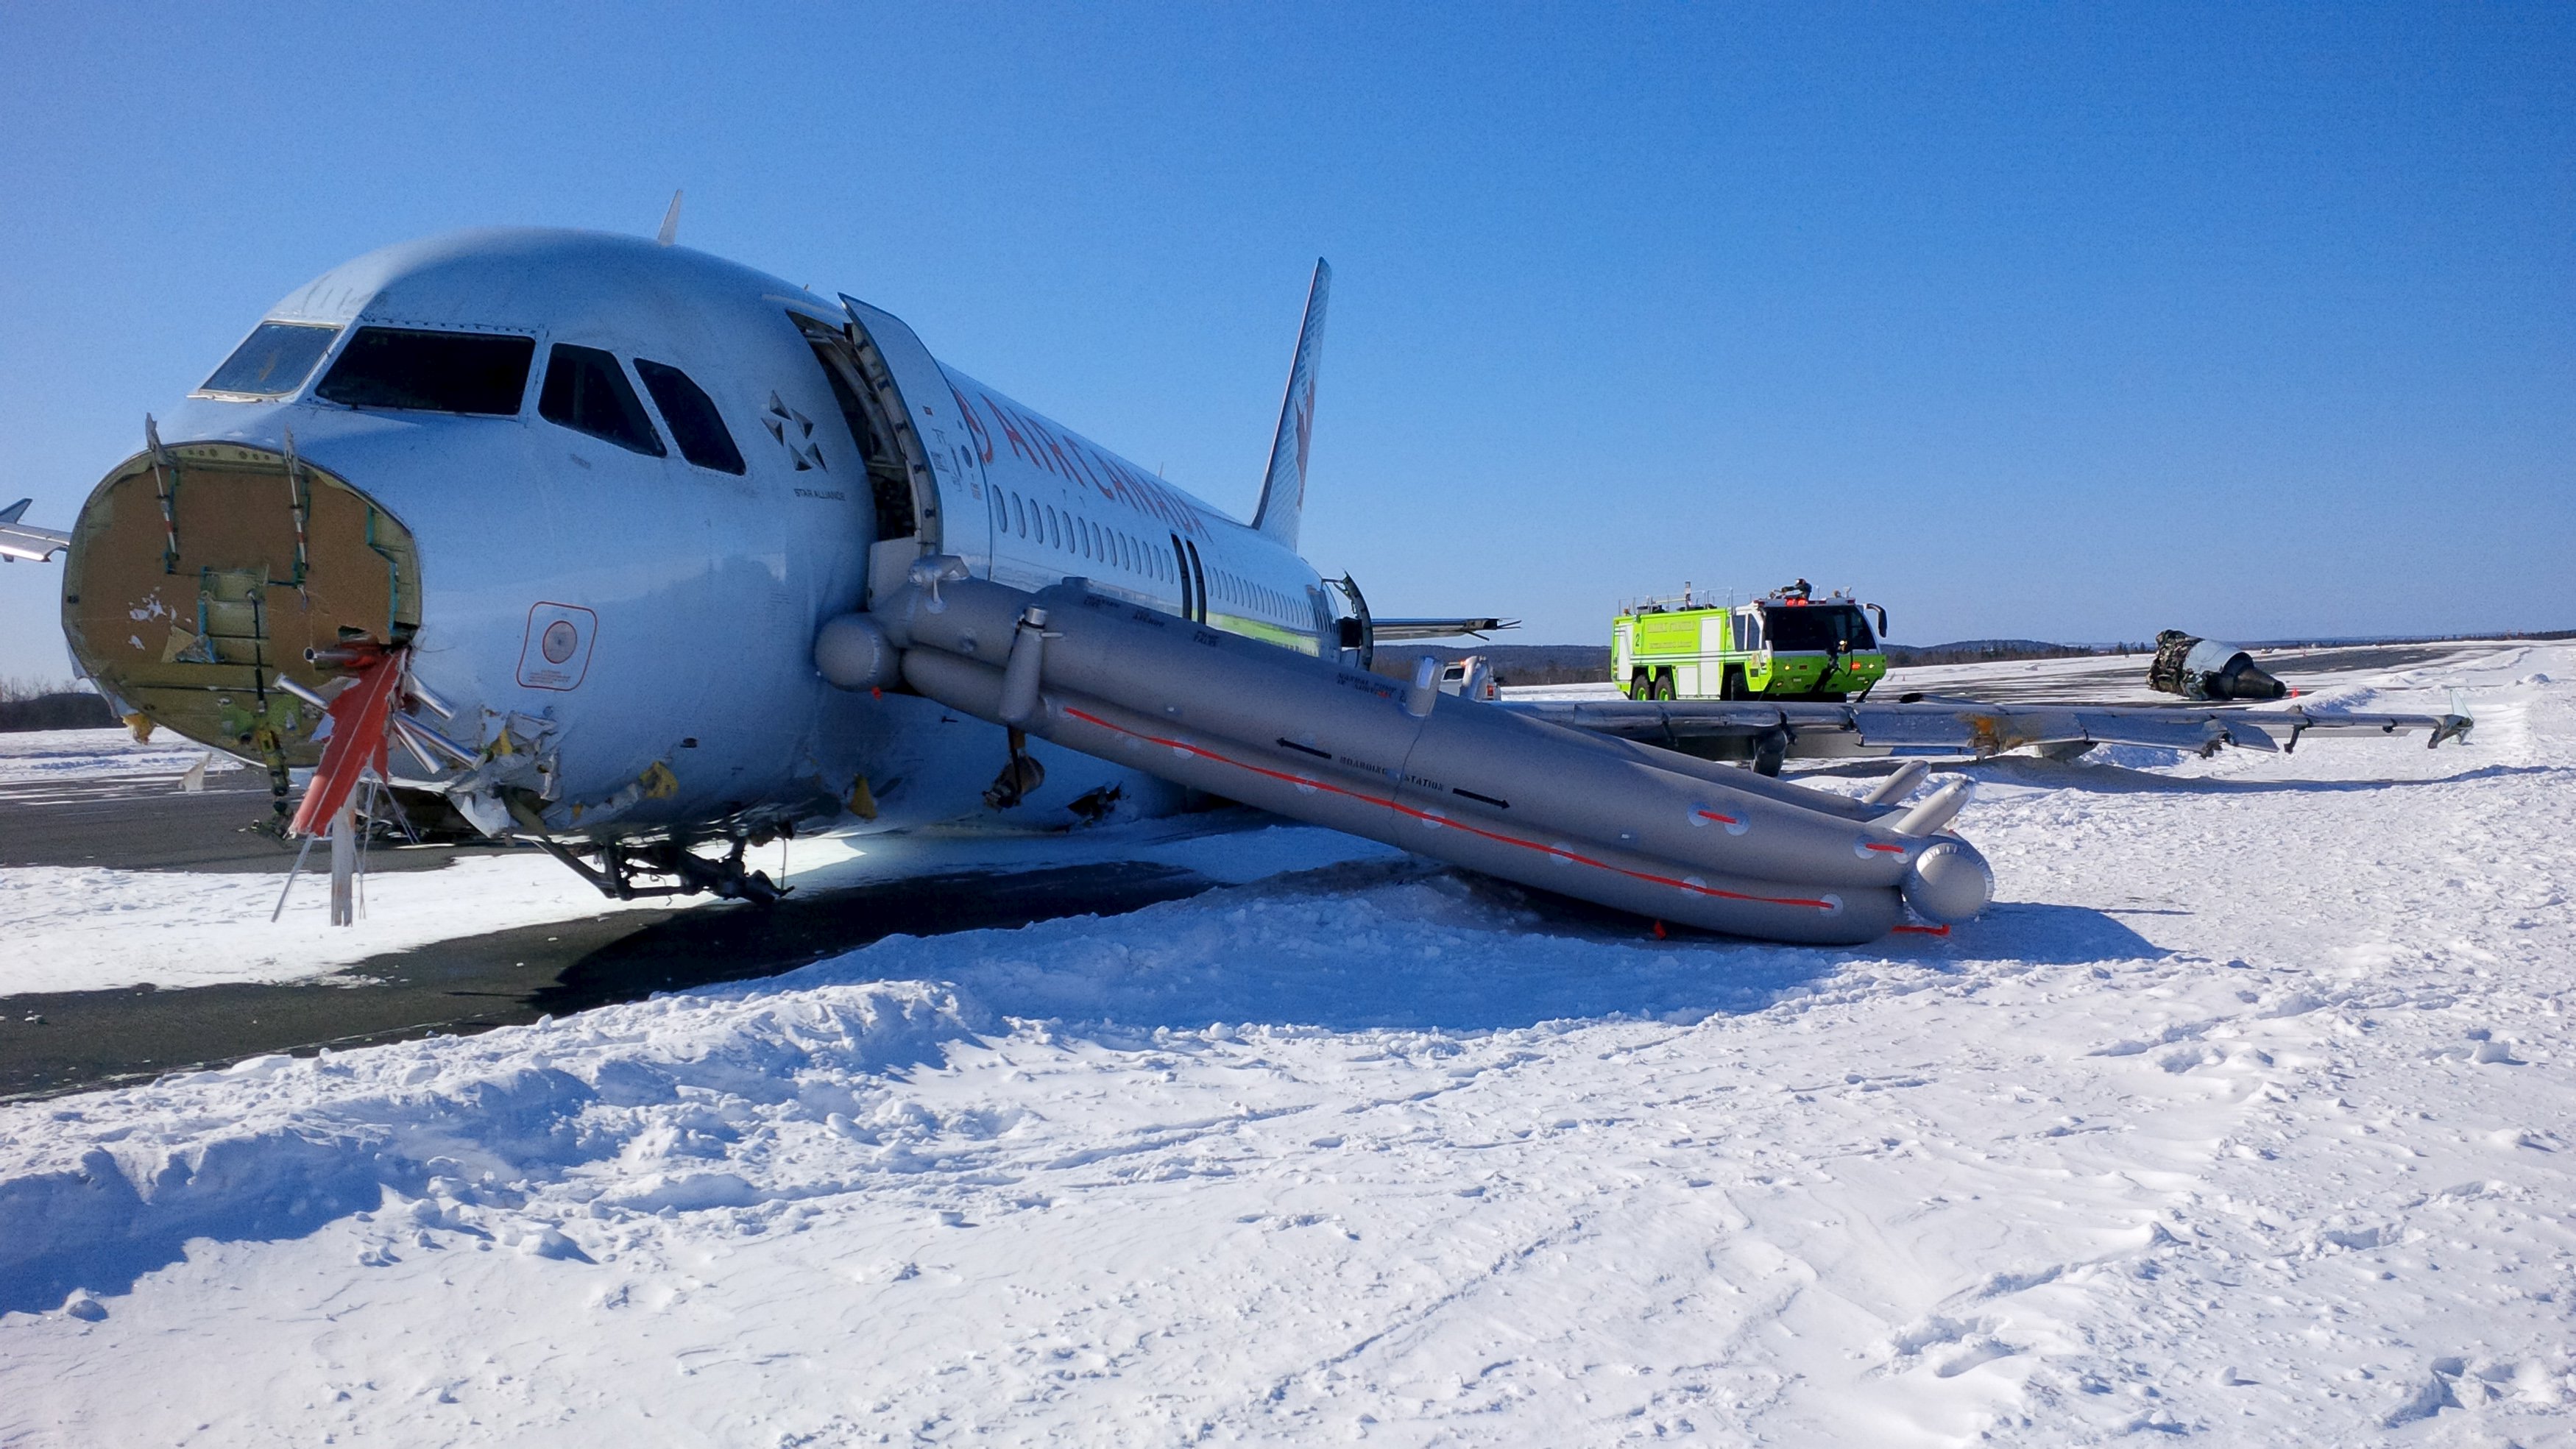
(1883, 640), (2128, 667)
(0, 685), (116, 731)
(2243, 628), (2576, 648)
(1365, 645), (1610, 687)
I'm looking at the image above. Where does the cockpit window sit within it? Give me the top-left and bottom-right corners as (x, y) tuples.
(539, 344), (666, 457)
(315, 327), (535, 414)
(199, 322), (341, 398)
(634, 359), (745, 475)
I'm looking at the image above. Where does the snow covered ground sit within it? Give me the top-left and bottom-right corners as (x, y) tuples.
(1, 814), (1393, 996)
(3, 850), (701, 996)
(0, 642), (2569, 1445)
(0, 725), (243, 793)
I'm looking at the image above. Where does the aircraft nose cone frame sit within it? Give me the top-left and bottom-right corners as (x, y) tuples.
(60, 439), (423, 773)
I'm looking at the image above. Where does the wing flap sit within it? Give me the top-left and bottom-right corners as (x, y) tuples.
(1371, 617), (1518, 642)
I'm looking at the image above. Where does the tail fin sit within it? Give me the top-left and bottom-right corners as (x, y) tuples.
(1251, 258), (1330, 551)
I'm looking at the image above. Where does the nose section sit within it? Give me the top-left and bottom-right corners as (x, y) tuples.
(60, 439), (422, 771)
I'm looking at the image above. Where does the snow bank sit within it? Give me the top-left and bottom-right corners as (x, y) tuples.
(0, 979), (977, 1318)
(0, 645), (2566, 1445)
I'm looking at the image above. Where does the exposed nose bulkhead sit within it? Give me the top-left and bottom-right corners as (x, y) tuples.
(60, 442), (422, 765)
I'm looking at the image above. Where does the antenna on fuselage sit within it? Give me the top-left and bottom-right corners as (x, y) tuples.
(656, 190), (683, 247)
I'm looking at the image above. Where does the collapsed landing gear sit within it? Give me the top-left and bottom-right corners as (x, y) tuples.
(983, 727), (1045, 809)
(1751, 727), (1789, 777)
(537, 833), (789, 904)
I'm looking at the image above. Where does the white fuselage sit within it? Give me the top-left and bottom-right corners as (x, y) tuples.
(135, 229), (1334, 838)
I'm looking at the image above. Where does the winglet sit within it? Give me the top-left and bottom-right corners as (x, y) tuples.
(656, 190), (684, 247)
(0, 498), (25, 525)
(1251, 259), (1330, 552)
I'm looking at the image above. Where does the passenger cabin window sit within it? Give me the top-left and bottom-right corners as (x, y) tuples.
(316, 327), (534, 414)
(201, 322), (340, 398)
(634, 360), (745, 474)
(539, 345), (665, 456)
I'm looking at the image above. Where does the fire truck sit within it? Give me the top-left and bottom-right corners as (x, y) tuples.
(1610, 581), (1889, 701)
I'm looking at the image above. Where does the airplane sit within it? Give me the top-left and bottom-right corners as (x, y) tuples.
(15, 224), (2471, 944)
(0, 498), (70, 562)
(43, 230), (1385, 876)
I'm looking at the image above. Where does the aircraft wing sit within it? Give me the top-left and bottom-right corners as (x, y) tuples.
(0, 499), (71, 562)
(1501, 693), (2474, 764)
(1371, 617), (1518, 642)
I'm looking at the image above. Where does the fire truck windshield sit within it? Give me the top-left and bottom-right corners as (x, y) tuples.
(1763, 603), (1875, 653)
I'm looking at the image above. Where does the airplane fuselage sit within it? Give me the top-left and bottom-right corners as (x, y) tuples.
(64, 229), (1336, 842)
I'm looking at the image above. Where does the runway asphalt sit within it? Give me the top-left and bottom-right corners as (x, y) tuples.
(0, 767), (492, 874)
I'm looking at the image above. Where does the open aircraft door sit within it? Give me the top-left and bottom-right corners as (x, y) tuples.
(815, 297), (991, 608)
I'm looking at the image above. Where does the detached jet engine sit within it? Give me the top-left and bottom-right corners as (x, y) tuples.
(2146, 630), (2289, 702)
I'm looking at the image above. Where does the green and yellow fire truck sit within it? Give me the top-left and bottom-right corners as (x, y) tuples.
(1611, 583), (1890, 701)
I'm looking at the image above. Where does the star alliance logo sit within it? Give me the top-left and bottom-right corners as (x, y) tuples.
(763, 393), (827, 472)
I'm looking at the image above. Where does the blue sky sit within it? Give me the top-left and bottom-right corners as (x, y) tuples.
(3, 4), (2569, 679)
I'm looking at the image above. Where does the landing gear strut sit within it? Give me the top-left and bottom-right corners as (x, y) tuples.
(983, 726), (1045, 809)
(536, 833), (789, 904)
